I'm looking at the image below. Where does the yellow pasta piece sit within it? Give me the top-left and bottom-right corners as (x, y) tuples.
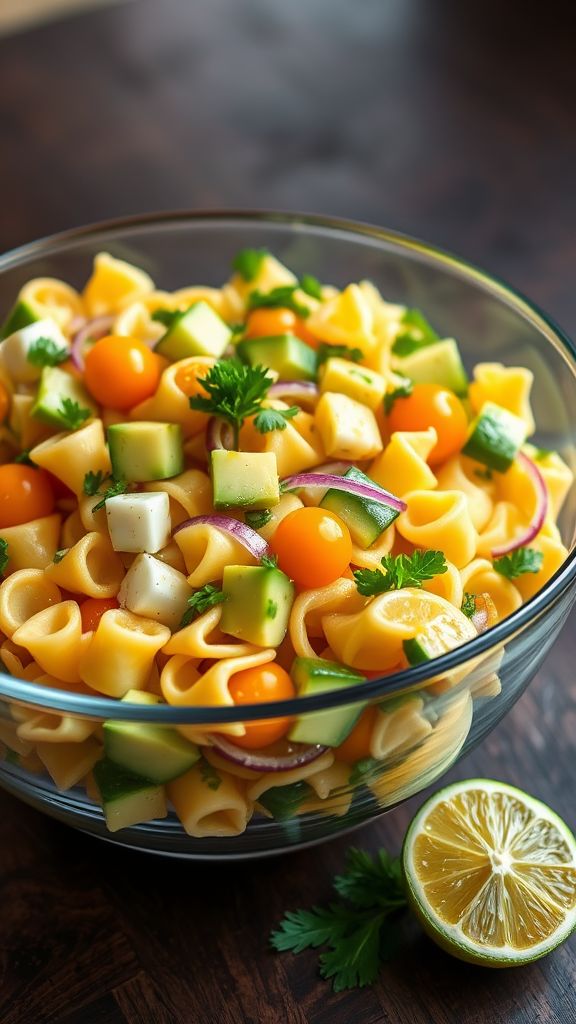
(130, 356), (215, 438)
(112, 300), (166, 345)
(289, 577), (366, 658)
(422, 559), (463, 608)
(0, 569), (61, 638)
(83, 252), (154, 317)
(514, 536), (569, 602)
(19, 277), (84, 333)
(307, 284), (376, 354)
(36, 737), (102, 790)
(397, 490), (477, 568)
(315, 392), (383, 461)
(12, 601), (89, 683)
(77, 494), (109, 536)
(154, 540), (188, 575)
(174, 521), (257, 587)
(460, 558), (522, 620)
(1, 514), (61, 574)
(60, 510), (86, 548)
(248, 750), (335, 803)
(306, 760), (351, 800)
(435, 454), (495, 532)
(203, 747), (264, 781)
(142, 468), (212, 527)
(0, 719), (34, 756)
(168, 764), (252, 838)
(469, 362), (535, 435)
(170, 285), (232, 320)
(163, 604), (259, 660)
(523, 446), (574, 520)
(9, 394), (56, 450)
(79, 609), (170, 697)
(228, 253), (297, 306)
(0, 638), (33, 677)
(18, 711), (97, 745)
(240, 406), (326, 477)
(369, 428), (438, 497)
(45, 532), (124, 599)
(476, 501), (528, 558)
(319, 357), (386, 411)
(350, 523), (396, 570)
(30, 419), (111, 496)
(497, 448), (574, 526)
(369, 698), (433, 761)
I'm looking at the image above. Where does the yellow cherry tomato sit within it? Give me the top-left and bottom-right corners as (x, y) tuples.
(270, 507), (353, 588)
(0, 464), (55, 528)
(387, 383), (468, 466)
(245, 307), (318, 348)
(84, 335), (161, 410)
(226, 663), (296, 749)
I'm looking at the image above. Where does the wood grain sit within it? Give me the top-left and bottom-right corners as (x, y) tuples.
(0, 2), (574, 1022)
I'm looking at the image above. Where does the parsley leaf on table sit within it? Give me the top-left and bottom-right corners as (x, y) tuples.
(354, 550), (448, 597)
(58, 398), (90, 431)
(180, 584), (227, 628)
(27, 336), (68, 367)
(493, 547), (543, 579)
(189, 359), (274, 449)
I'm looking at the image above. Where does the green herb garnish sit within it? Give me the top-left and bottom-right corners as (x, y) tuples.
(493, 547), (543, 579)
(0, 539), (9, 576)
(151, 308), (181, 328)
(299, 274), (323, 300)
(58, 398), (90, 431)
(392, 309), (439, 357)
(316, 343), (363, 368)
(83, 470), (107, 496)
(354, 550), (448, 597)
(13, 450), (35, 466)
(91, 479), (128, 513)
(27, 336), (68, 368)
(261, 554), (279, 570)
(461, 592), (477, 618)
(254, 405), (299, 434)
(383, 378), (413, 414)
(200, 759), (222, 791)
(180, 584), (227, 628)
(53, 549), (68, 564)
(232, 248), (268, 282)
(189, 359), (274, 448)
(247, 286), (310, 319)
(245, 509), (273, 530)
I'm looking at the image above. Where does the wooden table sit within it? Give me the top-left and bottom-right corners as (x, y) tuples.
(0, 2), (574, 1021)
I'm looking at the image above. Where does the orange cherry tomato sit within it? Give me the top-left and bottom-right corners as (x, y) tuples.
(0, 464), (55, 527)
(0, 381), (10, 424)
(336, 707), (378, 763)
(174, 362), (210, 398)
(270, 507), (352, 588)
(80, 597), (119, 633)
(226, 663), (296, 749)
(386, 383), (468, 466)
(245, 307), (319, 348)
(84, 335), (161, 410)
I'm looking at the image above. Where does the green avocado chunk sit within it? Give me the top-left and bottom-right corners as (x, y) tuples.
(288, 657), (367, 747)
(108, 421), (184, 481)
(155, 301), (231, 361)
(462, 400), (527, 472)
(211, 449), (280, 509)
(104, 719), (200, 783)
(220, 562), (295, 647)
(93, 758), (167, 832)
(237, 334), (317, 381)
(0, 299), (40, 340)
(320, 466), (399, 548)
(394, 338), (469, 396)
(258, 781), (314, 820)
(30, 366), (98, 428)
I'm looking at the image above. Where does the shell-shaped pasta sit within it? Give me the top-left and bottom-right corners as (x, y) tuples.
(77, 494), (109, 536)
(30, 419), (111, 496)
(168, 764), (252, 838)
(460, 558), (522, 620)
(174, 522), (257, 587)
(498, 449), (574, 527)
(79, 609), (170, 697)
(0, 638), (35, 676)
(36, 737), (102, 790)
(12, 601), (89, 683)
(163, 604), (259, 660)
(227, 254), (297, 306)
(0, 719), (34, 756)
(142, 469), (212, 527)
(9, 394), (56, 450)
(350, 523), (396, 569)
(248, 750), (335, 803)
(514, 536), (569, 602)
(0, 569), (61, 638)
(1, 514), (62, 574)
(61, 510), (86, 548)
(422, 559), (463, 608)
(435, 454), (495, 532)
(369, 697), (433, 761)
(83, 252), (154, 318)
(289, 578), (366, 658)
(171, 285), (232, 320)
(369, 428), (438, 497)
(306, 760), (351, 800)
(301, 760), (355, 818)
(469, 362), (535, 435)
(358, 280), (405, 349)
(113, 292), (172, 344)
(397, 491), (477, 568)
(476, 501), (528, 558)
(45, 532), (124, 598)
(256, 493), (304, 542)
(17, 711), (97, 745)
(240, 407), (325, 477)
(19, 277), (84, 333)
(523, 447), (574, 521)
(306, 284), (376, 355)
(130, 357), (215, 438)
(155, 540), (188, 574)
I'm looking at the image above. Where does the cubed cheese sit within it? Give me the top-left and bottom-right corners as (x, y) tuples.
(0, 319), (69, 383)
(118, 553), (192, 630)
(319, 357), (386, 410)
(106, 492), (171, 553)
(315, 392), (383, 460)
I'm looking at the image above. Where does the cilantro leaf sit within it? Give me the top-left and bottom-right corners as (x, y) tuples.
(58, 398), (90, 431)
(392, 309), (439, 357)
(189, 359), (273, 448)
(261, 554), (278, 570)
(319, 912), (385, 992)
(384, 378), (413, 414)
(461, 592), (477, 618)
(151, 308), (181, 328)
(354, 550), (448, 597)
(83, 470), (107, 496)
(180, 584), (227, 627)
(200, 759), (222, 791)
(13, 449), (35, 466)
(245, 509), (273, 529)
(0, 539), (9, 576)
(53, 549), (68, 564)
(493, 547), (543, 579)
(247, 286), (310, 319)
(299, 274), (323, 300)
(27, 336), (68, 368)
(91, 479), (128, 513)
(232, 248), (268, 282)
(333, 848), (405, 910)
(316, 343), (363, 368)
(254, 405), (299, 434)
(271, 905), (351, 954)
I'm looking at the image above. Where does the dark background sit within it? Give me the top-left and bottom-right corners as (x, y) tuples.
(0, 2), (574, 1022)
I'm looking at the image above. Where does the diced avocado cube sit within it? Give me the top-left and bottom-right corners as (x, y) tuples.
(220, 563), (295, 647)
(31, 366), (98, 427)
(104, 720), (200, 783)
(288, 657), (367, 747)
(0, 299), (40, 340)
(93, 758), (167, 832)
(462, 400), (527, 472)
(258, 781), (313, 820)
(237, 334), (317, 381)
(211, 449), (280, 510)
(155, 301), (231, 361)
(394, 338), (469, 396)
(108, 421), (183, 481)
(320, 466), (399, 549)
(106, 491), (171, 553)
(319, 357), (386, 411)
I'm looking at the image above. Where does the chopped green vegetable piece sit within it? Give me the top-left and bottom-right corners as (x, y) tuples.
(0, 539), (9, 576)
(316, 343), (363, 368)
(392, 309), (439, 357)
(248, 286), (310, 319)
(354, 550), (448, 597)
(254, 405), (299, 434)
(299, 274), (323, 300)
(383, 378), (414, 414)
(189, 359), (273, 449)
(461, 592), (477, 618)
(26, 336), (68, 367)
(58, 398), (90, 431)
(151, 308), (181, 328)
(259, 781), (313, 820)
(533, 447), (553, 461)
(493, 547), (543, 579)
(245, 508), (273, 529)
(180, 584), (227, 628)
(91, 479), (128, 513)
(233, 248), (268, 281)
(83, 469), (107, 496)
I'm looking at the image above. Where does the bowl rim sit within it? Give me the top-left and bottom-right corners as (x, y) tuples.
(0, 208), (575, 723)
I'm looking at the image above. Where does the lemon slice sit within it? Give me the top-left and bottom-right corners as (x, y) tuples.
(403, 779), (576, 965)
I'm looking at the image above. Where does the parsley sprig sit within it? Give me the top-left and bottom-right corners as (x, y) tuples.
(254, 405), (299, 434)
(189, 359), (282, 448)
(0, 539), (9, 576)
(91, 479), (128, 513)
(58, 398), (90, 431)
(83, 470), (106, 496)
(247, 285), (310, 319)
(354, 550), (448, 597)
(316, 343), (364, 368)
(180, 584), (227, 628)
(461, 592), (477, 618)
(233, 248), (269, 282)
(392, 309), (439, 357)
(151, 308), (181, 328)
(27, 336), (68, 368)
(271, 847), (407, 992)
(493, 547), (543, 579)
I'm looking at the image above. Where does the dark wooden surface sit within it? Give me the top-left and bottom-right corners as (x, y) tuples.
(0, 2), (575, 1022)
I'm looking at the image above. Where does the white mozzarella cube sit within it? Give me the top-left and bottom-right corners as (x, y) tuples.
(315, 391), (383, 460)
(118, 553), (192, 630)
(0, 319), (69, 383)
(106, 492), (171, 554)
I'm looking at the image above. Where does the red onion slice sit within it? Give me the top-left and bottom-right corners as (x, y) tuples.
(491, 451), (549, 557)
(268, 381), (319, 407)
(206, 417), (235, 452)
(280, 472), (407, 512)
(210, 734), (328, 772)
(173, 514), (270, 559)
(70, 315), (115, 370)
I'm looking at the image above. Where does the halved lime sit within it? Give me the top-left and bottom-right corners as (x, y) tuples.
(403, 779), (576, 966)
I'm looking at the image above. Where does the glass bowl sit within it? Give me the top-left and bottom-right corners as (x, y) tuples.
(0, 211), (574, 860)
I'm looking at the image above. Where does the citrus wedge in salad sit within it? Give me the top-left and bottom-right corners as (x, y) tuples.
(403, 779), (576, 966)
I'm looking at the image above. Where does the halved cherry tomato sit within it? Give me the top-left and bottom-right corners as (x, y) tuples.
(226, 663), (296, 749)
(270, 507), (352, 588)
(174, 362), (210, 398)
(0, 381), (10, 424)
(336, 707), (378, 763)
(84, 335), (161, 410)
(245, 307), (319, 348)
(386, 383), (468, 466)
(80, 597), (119, 633)
(0, 464), (55, 527)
